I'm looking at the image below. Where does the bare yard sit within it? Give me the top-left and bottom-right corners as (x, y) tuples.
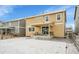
(0, 37), (78, 54)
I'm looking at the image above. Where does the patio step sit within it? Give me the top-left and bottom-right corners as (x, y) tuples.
(33, 36), (53, 40)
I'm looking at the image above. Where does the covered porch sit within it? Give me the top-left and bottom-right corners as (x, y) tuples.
(0, 27), (15, 39)
(32, 22), (55, 37)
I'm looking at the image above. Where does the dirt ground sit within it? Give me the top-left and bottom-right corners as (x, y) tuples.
(0, 37), (78, 54)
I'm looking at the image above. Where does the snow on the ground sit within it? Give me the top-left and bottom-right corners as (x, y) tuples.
(0, 37), (78, 54)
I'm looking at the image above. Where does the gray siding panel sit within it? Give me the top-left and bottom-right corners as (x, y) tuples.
(75, 6), (79, 33)
(3, 19), (26, 36)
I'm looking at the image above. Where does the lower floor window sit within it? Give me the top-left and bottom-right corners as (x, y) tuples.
(29, 27), (35, 32)
(29, 28), (31, 32)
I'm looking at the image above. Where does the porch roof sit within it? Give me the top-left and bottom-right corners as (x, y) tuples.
(32, 22), (55, 27)
(0, 27), (14, 30)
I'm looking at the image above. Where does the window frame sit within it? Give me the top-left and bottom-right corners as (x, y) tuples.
(56, 14), (62, 21)
(29, 27), (35, 32)
(31, 27), (35, 31)
(29, 28), (31, 32)
(44, 16), (49, 21)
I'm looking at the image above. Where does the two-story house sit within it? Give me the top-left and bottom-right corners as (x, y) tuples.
(26, 10), (66, 38)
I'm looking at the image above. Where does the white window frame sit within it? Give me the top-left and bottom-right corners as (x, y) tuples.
(29, 27), (35, 32)
(44, 16), (49, 22)
(56, 13), (62, 22)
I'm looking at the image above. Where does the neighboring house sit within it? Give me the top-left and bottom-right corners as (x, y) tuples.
(26, 10), (66, 37)
(0, 21), (3, 27)
(74, 6), (79, 34)
(0, 21), (3, 34)
(66, 27), (73, 32)
(4, 19), (26, 36)
(0, 21), (15, 36)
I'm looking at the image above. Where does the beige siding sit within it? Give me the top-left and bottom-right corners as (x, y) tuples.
(26, 11), (66, 37)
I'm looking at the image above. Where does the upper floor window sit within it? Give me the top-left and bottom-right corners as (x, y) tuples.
(45, 16), (49, 21)
(56, 14), (61, 21)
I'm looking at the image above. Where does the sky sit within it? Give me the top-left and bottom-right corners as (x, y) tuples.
(0, 5), (75, 30)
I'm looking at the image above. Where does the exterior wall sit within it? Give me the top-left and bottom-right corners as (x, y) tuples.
(0, 22), (3, 34)
(75, 6), (79, 34)
(26, 11), (66, 37)
(19, 19), (26, 36)
(0, 22), (3, 27)
(4, 21), (19, 34)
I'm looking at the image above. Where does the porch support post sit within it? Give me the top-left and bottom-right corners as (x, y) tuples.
(5, 28), (7, 35)
(1, 29), (3, 39)
(49, 24), (50, 36)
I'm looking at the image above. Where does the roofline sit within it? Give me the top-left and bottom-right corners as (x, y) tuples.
(5, 18), (25, 23)
(26, 10), (66, 19)
(0, 21), (4, 23)
(5, 10), (65, 23)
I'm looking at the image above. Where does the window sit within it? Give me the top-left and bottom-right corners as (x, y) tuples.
(29, 28), (31, 32)
(57, 14), (61, 21)
(42, 27), (49, 35)
(29, 27), (35, 32)
(31, 27), (34, 31)
(45, 16), (49, 21)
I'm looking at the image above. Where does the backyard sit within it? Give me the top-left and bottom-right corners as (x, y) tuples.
(0, 37), (78, 54)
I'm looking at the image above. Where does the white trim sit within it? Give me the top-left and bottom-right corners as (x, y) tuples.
(41, 26), (49, 35)
(56, 13), (62, 22)
(55, 23), (63, 25)
(44, 16), (49, 21)
(5, 10), (65, 22)
(44, 16), (50, 23)
(26, 10), (65, 19)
